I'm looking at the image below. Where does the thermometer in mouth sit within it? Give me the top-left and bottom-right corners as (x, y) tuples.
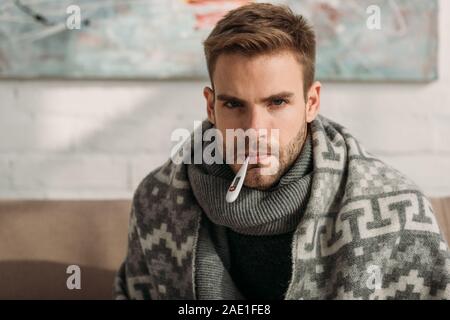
(226, 156), (250, 203)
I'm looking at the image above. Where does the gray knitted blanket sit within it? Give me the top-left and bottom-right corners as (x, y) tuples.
(114, 115), (450, 299)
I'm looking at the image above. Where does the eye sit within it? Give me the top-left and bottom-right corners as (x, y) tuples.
(271, 99), (287, 107)
(224, 100), (242, 109)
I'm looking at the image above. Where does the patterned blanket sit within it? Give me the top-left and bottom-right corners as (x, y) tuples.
(114, 115), (450, 299)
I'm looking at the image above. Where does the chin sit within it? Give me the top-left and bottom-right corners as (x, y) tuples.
(243, 170), (279, 190)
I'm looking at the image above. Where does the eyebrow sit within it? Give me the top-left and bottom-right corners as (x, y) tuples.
(216, 91), (294, 104)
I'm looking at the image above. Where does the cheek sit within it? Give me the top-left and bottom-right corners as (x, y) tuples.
(274, 120), (302, 148)
(278, 135), (291, 154)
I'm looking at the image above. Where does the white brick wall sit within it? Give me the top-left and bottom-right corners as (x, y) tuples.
(1, 0), (449, 199)
(0, 82), (206, 199)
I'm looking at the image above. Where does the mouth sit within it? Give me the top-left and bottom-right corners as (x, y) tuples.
(248, 154), (271, 163)
(236, 153), (271, 163)
(234, 154), (275, 171)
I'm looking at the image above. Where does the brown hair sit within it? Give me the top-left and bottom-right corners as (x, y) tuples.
(203, 2), (316, 98)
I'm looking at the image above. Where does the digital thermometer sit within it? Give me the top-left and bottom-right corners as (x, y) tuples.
(225, 156), (250, 203)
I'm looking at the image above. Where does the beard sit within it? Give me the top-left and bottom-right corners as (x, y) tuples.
(227, 120), (308, 191)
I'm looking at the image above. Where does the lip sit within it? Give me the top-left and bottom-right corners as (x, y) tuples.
(249, 154), (270, 159)
(247, 154), (271, 163)
(236, 152), (271, 157)
(235, 152), (272, 166)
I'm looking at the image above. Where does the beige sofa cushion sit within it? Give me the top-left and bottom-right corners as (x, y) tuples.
(0, 200), (130, 299)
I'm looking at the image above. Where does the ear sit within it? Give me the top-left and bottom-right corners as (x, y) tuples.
(305, 81), (321, 123)
(203, 86), (216, 125)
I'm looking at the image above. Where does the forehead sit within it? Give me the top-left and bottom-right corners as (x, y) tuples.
(212, 50), (304, 96)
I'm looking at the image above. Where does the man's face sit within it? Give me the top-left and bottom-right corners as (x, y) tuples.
(204, 50), (319, 190)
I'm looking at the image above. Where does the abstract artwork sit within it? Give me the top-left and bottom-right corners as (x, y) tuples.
(0, 0), (438, 81)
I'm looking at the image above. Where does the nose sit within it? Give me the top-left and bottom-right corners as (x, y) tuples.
(242, 106), (269, 151)
(244, 105), (268, 132)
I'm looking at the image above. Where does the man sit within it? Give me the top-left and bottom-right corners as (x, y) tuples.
(114, 3), (449, 299)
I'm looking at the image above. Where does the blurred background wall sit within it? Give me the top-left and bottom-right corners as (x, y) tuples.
(0, 0), (449, 200)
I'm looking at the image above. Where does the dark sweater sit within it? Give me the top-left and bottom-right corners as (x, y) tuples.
(226, 228), (295, 300)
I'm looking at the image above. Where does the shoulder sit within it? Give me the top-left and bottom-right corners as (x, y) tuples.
(131, 158), (191, 220)
(131, 159), (175, 219)
(340, 156), (447, 252)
